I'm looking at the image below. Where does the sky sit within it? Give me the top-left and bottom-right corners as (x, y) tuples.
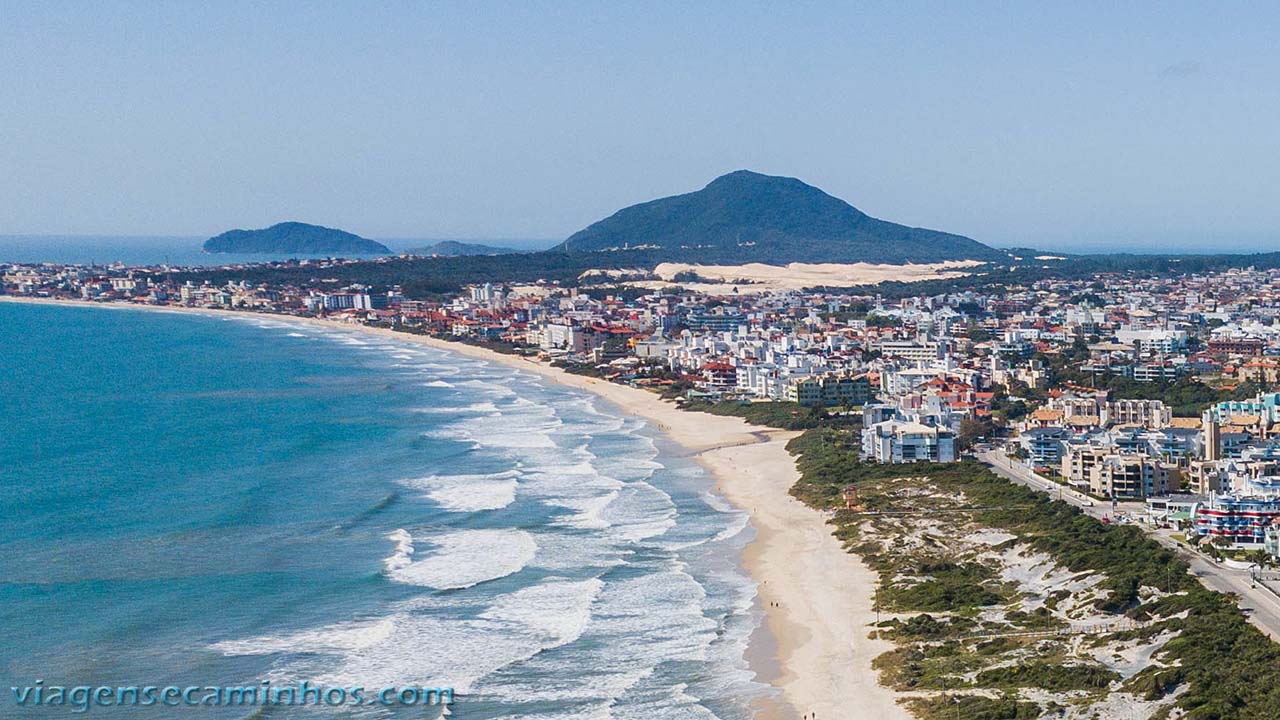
(1, 1), (1278, 253)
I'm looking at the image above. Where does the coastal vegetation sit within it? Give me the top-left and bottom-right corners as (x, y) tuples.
(406, 240), (521, 256)
(681, 400), (856, 430)
(203, 222), (390, 255)
(786, 427), (1280, 719)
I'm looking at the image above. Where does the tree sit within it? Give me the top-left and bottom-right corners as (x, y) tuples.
(966, 324), (994, 343)
(957, 417), (995, 450)
(1248, 549), (1272, 571)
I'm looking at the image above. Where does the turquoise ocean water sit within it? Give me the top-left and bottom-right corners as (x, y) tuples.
(0, 302), (769, 718)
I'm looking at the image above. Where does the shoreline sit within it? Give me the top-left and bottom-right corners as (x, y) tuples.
(3, 297), (906, 720)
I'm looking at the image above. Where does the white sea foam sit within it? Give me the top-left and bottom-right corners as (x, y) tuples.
(416, 363), (462, 376)
(708, 511), (751, 544)
(461, 422), (558, 448)
(218, 578), (602, 695)
(426, 482), (518, 513)
(600, 483), (678, 542)
(422, 394), (565, 450)
(403, 470), (520, 512)
(592, 454), (663, 485)
(588, 564), (718, 669)
(415, 401), (498, 415)
(422, 380), (454, 388)
(480, 577), (603, 647)
(457, 379), (516, 396)
(552, 491), (619, 530)
(219, 614), (541, 694)
(285, 332), (307, 338)
(389, 529), (536, 589)
(480, 566), (723, 709)
(700, 489), (737, 514)
(382, 529), (414, 572)
(211, 617), (396, 656)
(528, 532), (633, 573)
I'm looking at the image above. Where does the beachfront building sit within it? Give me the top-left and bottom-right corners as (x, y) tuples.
(699, 361), (738, 391)
(1061, 443), (1111, 491)
(1022, 427), (1067, 467)
(1088, 453), (1180, 499)
(1193, 495), (1280, 547)
(861, 418), (956, 464)
(784, 372), (872, 407)
(535, 322), (597, 353)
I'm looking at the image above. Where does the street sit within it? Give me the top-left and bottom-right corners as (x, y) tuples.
(977, 449), (1280, 641)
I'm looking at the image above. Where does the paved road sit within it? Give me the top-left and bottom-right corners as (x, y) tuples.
(976, 449), (1280, 641)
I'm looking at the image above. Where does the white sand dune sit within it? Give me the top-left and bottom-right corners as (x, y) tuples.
(641, 260), (983, 293)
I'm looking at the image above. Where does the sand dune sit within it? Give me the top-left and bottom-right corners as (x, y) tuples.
(644, 260), (983, 293)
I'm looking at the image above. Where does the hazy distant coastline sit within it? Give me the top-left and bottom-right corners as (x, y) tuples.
(3, 234), (1270, 270)
(0, 235), (557, 267)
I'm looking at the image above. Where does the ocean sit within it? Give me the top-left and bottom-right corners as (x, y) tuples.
(0, 236), (554, 267)
(0, 302), (770, 718)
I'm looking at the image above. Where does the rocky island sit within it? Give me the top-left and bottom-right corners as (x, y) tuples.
(204, 222), (391, 255)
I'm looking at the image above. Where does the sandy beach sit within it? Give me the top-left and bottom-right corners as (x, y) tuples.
(4, 297), (906, 720)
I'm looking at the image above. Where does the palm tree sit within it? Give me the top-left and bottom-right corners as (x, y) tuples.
(1248, 549), (1272, 572)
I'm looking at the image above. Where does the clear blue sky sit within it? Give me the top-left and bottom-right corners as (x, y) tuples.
(2, 1), (1278, 252)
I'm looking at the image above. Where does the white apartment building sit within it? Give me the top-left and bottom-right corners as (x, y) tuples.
(862, 419), (956, 464)
(879, 339), (944, 362)
(1115, 328), (1188, 354)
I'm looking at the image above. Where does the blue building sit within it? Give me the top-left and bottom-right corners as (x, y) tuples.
(1193, 495), (1280, 547)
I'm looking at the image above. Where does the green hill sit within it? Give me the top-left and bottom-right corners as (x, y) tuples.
(408, 240), (520, 257)
(204, 222), (390, 255)
(556, 170), (1002, 263)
